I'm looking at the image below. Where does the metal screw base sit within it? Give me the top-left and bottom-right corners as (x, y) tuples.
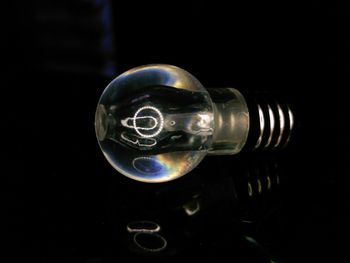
(244, 94), (295, 151)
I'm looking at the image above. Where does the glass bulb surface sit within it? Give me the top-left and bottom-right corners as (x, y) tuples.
(95, 65), (214, 182)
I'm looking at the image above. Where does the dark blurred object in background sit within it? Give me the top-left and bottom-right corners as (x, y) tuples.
(8, 0), (116, 76)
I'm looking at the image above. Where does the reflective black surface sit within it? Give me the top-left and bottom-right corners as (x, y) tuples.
(4, 1), (349, 262)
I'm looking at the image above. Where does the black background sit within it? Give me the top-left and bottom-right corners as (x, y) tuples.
(4, 1), (349, 262)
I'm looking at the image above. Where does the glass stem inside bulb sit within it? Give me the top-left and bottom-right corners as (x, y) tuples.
(208, 88), (250, 155)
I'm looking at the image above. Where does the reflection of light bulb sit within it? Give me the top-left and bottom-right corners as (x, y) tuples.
(95, 64), (294, 183)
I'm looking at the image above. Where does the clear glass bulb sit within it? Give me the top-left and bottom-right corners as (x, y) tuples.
(95, 65), (251, 182)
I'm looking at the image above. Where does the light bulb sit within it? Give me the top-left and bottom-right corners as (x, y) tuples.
(95, 64), (294, 183)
